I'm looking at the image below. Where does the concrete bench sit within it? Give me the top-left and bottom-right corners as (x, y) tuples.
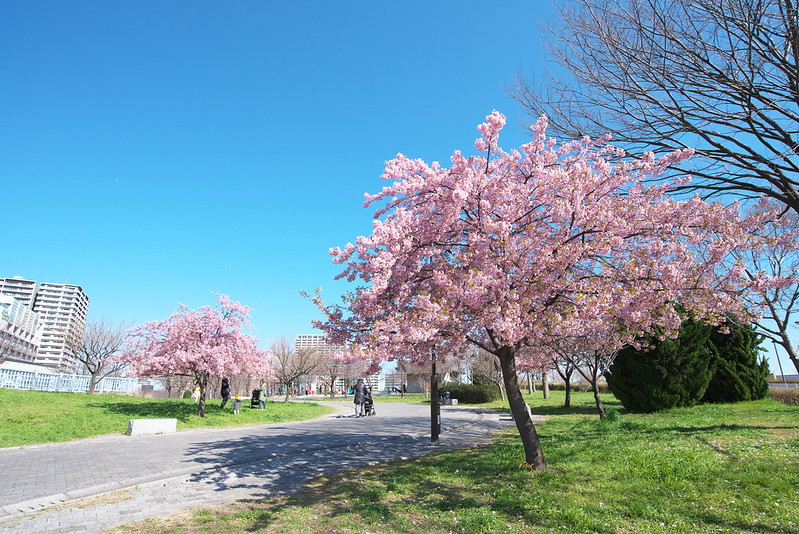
(126, 418), (177, 436)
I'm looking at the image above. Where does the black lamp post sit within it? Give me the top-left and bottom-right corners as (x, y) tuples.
(431, 349), (440, 442)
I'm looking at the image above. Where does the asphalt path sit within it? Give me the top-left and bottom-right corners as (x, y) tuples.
(0, 401), (521, 533)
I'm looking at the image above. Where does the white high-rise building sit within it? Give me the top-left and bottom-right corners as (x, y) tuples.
(294, 334), (380, 391)
(0, 295), (41, 364)
(295, 334), (345, 357)
(0, 276), (90, 372)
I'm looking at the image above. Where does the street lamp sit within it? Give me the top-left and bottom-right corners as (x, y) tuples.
(431, 349), (440, 443)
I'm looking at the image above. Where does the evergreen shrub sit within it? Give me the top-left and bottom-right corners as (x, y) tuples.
(606, 320), (715, 413)
(440, 381), (501, 404)
(702, 322), (769, 403)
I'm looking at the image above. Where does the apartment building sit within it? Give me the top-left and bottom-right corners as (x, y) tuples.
(0, 295), (40, 364)
(294, 334), (381, 392)
(0, 277), (90, 372)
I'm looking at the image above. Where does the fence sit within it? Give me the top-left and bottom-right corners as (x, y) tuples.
(0, 368), (137, 394)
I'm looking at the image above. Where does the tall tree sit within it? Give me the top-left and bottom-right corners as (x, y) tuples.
(68, 319), (130, 393)
(733, 200), (799, 373)
(120, 295), (267, 417)
(514, 0), (799, 215)
(311, 112), (763, 470)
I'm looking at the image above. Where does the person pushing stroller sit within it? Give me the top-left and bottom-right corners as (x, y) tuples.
(353, 378), (375, 417)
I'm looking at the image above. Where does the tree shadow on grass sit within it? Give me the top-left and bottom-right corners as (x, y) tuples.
(564, 420), (798, 444)
(86, 400), (203, 423)
(216, 441), (575, 534)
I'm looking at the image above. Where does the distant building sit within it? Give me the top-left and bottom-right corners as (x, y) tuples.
(0, 295), (40, 364)
(0, 277), (90, 372)
(294, 334), (345, 358)
(293, 334), (382, 392)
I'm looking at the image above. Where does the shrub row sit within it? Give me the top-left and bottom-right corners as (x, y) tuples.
(440, 381), (501, 404)
(769, 388), (799, 405)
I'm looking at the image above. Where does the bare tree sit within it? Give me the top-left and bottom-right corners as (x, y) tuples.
(514, 0), (799, 214)
(316, 353), (367, 397)
(269, 336), (322, 402)
(546, 332), (619, 418)
(68, 319), (130, 393)
(734, 200), (799, 373)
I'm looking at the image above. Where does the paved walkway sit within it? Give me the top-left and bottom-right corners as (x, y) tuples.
(0, 401), (522, 533)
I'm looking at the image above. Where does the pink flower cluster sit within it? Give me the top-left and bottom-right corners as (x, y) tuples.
(315, 112), (779, 366)
(119, 294), (269, 379)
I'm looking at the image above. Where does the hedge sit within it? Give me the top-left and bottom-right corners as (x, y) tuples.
(439, 381), (501, 404)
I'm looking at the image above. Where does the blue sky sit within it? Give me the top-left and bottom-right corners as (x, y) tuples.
(1, 1), (551, 345)
(2, 1), (794, 374)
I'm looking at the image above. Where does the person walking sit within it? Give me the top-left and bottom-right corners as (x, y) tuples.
(353, 378), (367, 417)
(220, 377), (231, 409)
(258, 381), (267, 410)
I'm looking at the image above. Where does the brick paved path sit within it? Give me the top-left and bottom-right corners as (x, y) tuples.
(0, 402), (520, 533)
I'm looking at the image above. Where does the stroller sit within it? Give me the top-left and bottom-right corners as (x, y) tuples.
(362, 391), (376, 416)
(250, 389), (261, 409)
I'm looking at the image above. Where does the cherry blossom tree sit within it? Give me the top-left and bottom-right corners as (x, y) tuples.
(120, 295), (267, 417)
(311, 112), (767, 470)
(546, 332), (619, 418)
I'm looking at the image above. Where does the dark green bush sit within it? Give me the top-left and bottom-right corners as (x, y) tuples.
(440, 381), (501, 404)
(606, 319), (715, 413)
(702, 322), (769, 403)
(182, 390), (193, 399)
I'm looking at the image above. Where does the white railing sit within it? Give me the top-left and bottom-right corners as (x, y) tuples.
(0, 368), (137, 394)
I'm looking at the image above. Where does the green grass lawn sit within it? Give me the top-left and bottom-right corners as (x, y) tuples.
(119, 391), (799, 534)
(0, 389), (332, 447)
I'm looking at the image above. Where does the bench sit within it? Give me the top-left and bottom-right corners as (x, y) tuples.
(126, 418), (177, 436)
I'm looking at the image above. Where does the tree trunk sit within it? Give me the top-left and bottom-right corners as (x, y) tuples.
(593, 386), (606, 419)
(497, 346), (546, 470)
(779, 331), (799, 375)
(559, 367), (574, 408)
(87, 372), (98, 394)
(542, 371), (550, 399)
(197, 372), (209, 418)
(590, 362), (607, 419)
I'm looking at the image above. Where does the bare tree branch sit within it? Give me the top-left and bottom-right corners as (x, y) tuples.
(513, 0), (799, 213)
(68, 319), (130, 393)
(269, 336), (322, 402)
